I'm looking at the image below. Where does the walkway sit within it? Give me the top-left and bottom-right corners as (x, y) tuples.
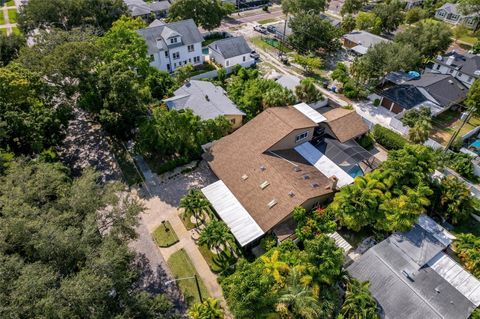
(132, 157), (232, 316)
(0, 1), (17, 36)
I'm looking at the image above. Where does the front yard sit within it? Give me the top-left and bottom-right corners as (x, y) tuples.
(430, 110), (480, 145)
(152, 221), (179, 247)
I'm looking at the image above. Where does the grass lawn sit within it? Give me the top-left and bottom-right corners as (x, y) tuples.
(110, 139), (143, 186)
(250, 36), (291, 54)
(167, 249), (209, 305)
(0, 28), (6, 35)
(198, 244), (238, 273)
(431, 110), (480, 145)
(189, 62), (216, 77)
(0, 12), (5, 25)
(452, 216), (480, 237)
(5, 0), (15, 6)
(258, 18), (277, 25)
(152, 221), (179, 247)
(457, 35), (477, 46)
(7, 8), (16, 23)
(11, 26), (20, 35)
(180, 210), (197, 230)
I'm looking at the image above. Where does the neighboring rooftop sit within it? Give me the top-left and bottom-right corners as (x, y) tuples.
(275, 74), (301, 91)
(437, 2), (479, 16)
(205, 106), (335, 235)
(343, 30), (390, 49)
(137, 19), (203, 54)
(124, 0), (170, 17)
(208, 36), (252, 59)
(322, 108), (369, 143)
(436, 52), (480, 78)
(164, 80), (244, 120)
(348, 216), (480, 319)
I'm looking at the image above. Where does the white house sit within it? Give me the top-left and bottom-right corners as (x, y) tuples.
(137, 19), (204, 73)
(208, 36), (255, 68)
(430, 52), (480, 88)
(435, 3), (479, 30)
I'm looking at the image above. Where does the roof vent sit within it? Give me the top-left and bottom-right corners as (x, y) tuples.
(267, 199), (278, 209)
(293, 166), (301, 172)
(303, 174), (310, 180)
(436, 55), (443, 61)
(474, 70), (480, 76)
(311, 182), (319, 188)
(205, 95), (210, 101)
(288, 191), (295, 197)
(241, 174), (248, 181)
(435, 287), (441, 294)
(260, 165), (266, 171)
(448, 80), (454, 84)
(260, 181), (270, 189)
(402, 270), (415, 282)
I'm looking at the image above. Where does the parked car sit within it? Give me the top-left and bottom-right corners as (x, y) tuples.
(278, 52), (289, 65)
(253, 25), (267, 34)
(250, 50), (260, 59)
(266, 25), (276, 33)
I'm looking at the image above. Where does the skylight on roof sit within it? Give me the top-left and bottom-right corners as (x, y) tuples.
(260, 181), (270, 189)
(267, 199), (278, 209)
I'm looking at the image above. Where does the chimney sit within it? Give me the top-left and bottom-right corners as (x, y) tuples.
(446, 55), (455, 66)
(328, 176), (338, 190)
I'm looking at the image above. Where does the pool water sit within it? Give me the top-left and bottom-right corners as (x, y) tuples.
(347, 165), (364, 178)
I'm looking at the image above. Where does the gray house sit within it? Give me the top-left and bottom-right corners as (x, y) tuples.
(430, 52), (480, 88)
(124, 0), (171, 19)
(348, 215), (480, 319)
(164, 80), (245, 129)
(435, 3), (479, 30)
(208, 36), (255, 68)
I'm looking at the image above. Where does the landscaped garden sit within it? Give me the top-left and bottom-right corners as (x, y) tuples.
(7, 8), (16, 23)
(430, 109), (480, 145)
(152, 221), (179, 247)
(167, 249), (209, 305)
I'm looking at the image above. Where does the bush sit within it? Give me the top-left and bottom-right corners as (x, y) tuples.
(357, 133), (375, 150)
(157, 156), (197, 174)
(372, 124), (408, 150)
(260, 234), (277, 252)
(439, 151), (477, 182)
(373, 99), (380, 106)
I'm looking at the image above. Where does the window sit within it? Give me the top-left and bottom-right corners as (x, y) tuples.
(167, 64), (170, 70)
(295, 131), (308, 142)
(226, 60), (230, 66)
(468, 76), (473, 82)
(174, 63), (176, 67)
(184, 60), (187, 65)
(189, 58), (191, 63)
(449, 69), (454, 74)
(243, 56), (246, 62)
(150, 54), (154, 60)
(458, 72), (463, 77)
(165, 51), (168, 57)
(188, 44), (194, 52)
(436, 64), (441, 70)
(230, 118), (236, 124)
(173, 52), (180, 60)
(449, 14), (459, 21)
(170, 37), (178, 44)
(193, 56), (200, 63)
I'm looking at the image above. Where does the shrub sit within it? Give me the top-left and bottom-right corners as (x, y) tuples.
(260, 234), (277, 252)
(372, 124), (408, 150)
(357, 133), (375, 150)
(373, 98), (380, 106)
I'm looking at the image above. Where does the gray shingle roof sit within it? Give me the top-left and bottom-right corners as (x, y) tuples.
(381, 85), (428, 109)
(164, 80), (245, 120)
(137, 19), (203, 54)
(342, 30), (390, 48)
(124, 0), (170, 16)
(436, 52), (480, 78)
(438, 2), (459, 14)
(347, 229), (477, 319)
(208, 36), (252, 59)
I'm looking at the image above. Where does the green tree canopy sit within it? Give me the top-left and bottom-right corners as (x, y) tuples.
(288, 13), (341, 53)
(0, 160), (173, 318)
(355, 12), (382, 35)
(168, 0), (234, 31)
(340, 0), (366, 16)
(458, 0), (480, 14)
(404, 7), (426, 24)
(18, 0), (127, 33)
(0, 33), (24, 66)
(394, 20), (453, 60)
(188, 298), (224, 319)
(373, 0), (405, 33)
(281, 0), (329, 14)
(454, 233), (480, 278)
(340, 278), (379, 319)
(0, 63), (71, 154)
(295, 78), (323, 103)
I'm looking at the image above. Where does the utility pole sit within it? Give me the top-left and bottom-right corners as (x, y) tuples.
(445, 106), (476, 151)
(194, 275), (203, 303)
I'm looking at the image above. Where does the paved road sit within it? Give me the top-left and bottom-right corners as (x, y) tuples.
(221, 5), (284, 28)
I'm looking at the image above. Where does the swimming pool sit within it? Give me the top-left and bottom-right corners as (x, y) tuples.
(469, 140), (480, 154)
(347, 165), (364, 178)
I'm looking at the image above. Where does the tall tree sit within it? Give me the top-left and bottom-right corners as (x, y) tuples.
(436, 175), (476, 224)
(0, 33), (24, 66)
(188, 298), (224, 319)
(373, 0), (405, 33)
(199, 220), (235, 253)
(341, 0), (366, 15)
(394, 20), (452, 60)
(304, 235), (344, 285)
(281, 0), (329, 14)
(18, 0), (127, 33)
(288, 13), (341, 53)
(295, 78), (323, 103)
(168, 0), (234, 31)
(261, 250), (290, 284)
(340, 278), (379, 319)
(458, 0), (480, 15)
(355, 12), (382, 34)
(466, 79), (480, 113)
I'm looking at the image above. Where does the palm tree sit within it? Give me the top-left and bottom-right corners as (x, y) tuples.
(439, 175), (473, 224)
(198, 220), (234, 253)
(341, 278), (379, 319)
(188, 298), (224, 319)
(408, 121), (431, 144)
(295, 78), (323, 104)
(276, 268), (323, 319)
(180, 189), (210, 226)
(261, 250), (290, 284)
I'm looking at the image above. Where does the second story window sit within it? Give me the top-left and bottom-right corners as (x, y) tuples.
(188, 44), (194, 52)
(295, 131), (308, 143)
(170, 37), (178, 44)
(165, 51), (168, 57)
(173, 52), (180, 60)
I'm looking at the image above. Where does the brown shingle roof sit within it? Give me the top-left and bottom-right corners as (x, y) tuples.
(323, 108), (369, 143)
(206, 107), (333, 232)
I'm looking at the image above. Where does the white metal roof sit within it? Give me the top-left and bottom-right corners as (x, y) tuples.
(351, 45), (368, 55)
(428, 252), (480, 306)
(201, 180), (264, 247)
(294, 142), (354, 187)
(328, 232), (352, 254)
(417, 215), (456, 247)
(293, 103), (327, 124)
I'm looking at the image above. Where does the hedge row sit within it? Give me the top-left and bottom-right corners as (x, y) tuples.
(372, 124), (409, 150)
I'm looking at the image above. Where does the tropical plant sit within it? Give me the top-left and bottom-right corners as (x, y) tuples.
(293, 206), (337, 241)
(188, 298), (224, 319)
(292, 54), (323, 74)
(199, 220), (235, 253)
(304, 235), (344, 285)
(437, 175), (476, 224)
(180, 189), (211, 226)
(261, 250), (290, 284)
(295, 78), (323, 104)
(408, 121), (432, 144)
(275, 268), (323, 319)
(454, 233), (480, 278)
(340, 278), (379, 319)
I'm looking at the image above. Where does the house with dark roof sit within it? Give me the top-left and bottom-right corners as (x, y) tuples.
(208, 36), (255, 69)
(164, 80), (245, 129)
(200, 103), (376, 246)
(124, 0), (171, 19)
(435, 3), (479, 30)
(342, 30), (390, 55)
(137, 19), (203, 72)
(378, 73), (468, 115)
(430, 52), (480, 88)
(348, 215), (480, 319)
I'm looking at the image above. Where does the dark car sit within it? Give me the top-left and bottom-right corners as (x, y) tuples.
(250, 50), (260, 60)
(266, 25), (276, 33)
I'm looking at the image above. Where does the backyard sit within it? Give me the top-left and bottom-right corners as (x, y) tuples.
(430, 109), (480, 145)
